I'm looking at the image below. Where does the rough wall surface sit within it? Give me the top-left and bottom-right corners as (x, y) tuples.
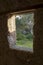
(0, 0), (43, 65)
(0, 0), (43, 13)
(33, 8), (43, 65)
(0, 8), (43, 65)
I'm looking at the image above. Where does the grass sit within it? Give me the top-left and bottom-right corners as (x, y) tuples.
(16, 39), (33, 48)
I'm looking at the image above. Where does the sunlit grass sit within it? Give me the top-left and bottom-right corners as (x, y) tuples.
(16, 39), (33, 48)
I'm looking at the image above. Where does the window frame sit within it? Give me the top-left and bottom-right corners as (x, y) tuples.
(7, 9), (35, 52)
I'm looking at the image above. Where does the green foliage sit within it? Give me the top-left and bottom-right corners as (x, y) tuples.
(16, 32), (26, 40)
(16, 40), (33, 48)
(26, 33), (33, 40)
(15, 13), (34, 48)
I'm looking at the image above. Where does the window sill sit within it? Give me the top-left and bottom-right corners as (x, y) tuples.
(9, 45), (33, 52)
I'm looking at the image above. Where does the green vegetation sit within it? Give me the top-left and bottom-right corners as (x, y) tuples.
(16, 39), (33, 48)
(16, 13), (34, 48)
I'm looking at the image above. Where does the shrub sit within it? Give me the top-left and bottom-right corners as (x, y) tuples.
(26, 33), (33, 40)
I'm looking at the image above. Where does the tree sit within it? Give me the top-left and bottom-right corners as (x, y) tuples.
(15, 13), (34, 40)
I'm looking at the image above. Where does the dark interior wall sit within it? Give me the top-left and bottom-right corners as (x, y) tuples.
(0, 15), (9, 65)
(0, 8), (43, 65)
(28, 8), (43, 65)
(33, 8), (43, 65)
(0, 0), (43, 65)
(0, 0), (43, 13)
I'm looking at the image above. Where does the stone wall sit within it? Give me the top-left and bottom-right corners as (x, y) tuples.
(0, 8), (43, 65)
(0, 0), (43, 14)
(0, 0), (43, 65)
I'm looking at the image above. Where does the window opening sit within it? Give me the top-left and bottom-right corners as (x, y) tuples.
(7, 11), (34, 51)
